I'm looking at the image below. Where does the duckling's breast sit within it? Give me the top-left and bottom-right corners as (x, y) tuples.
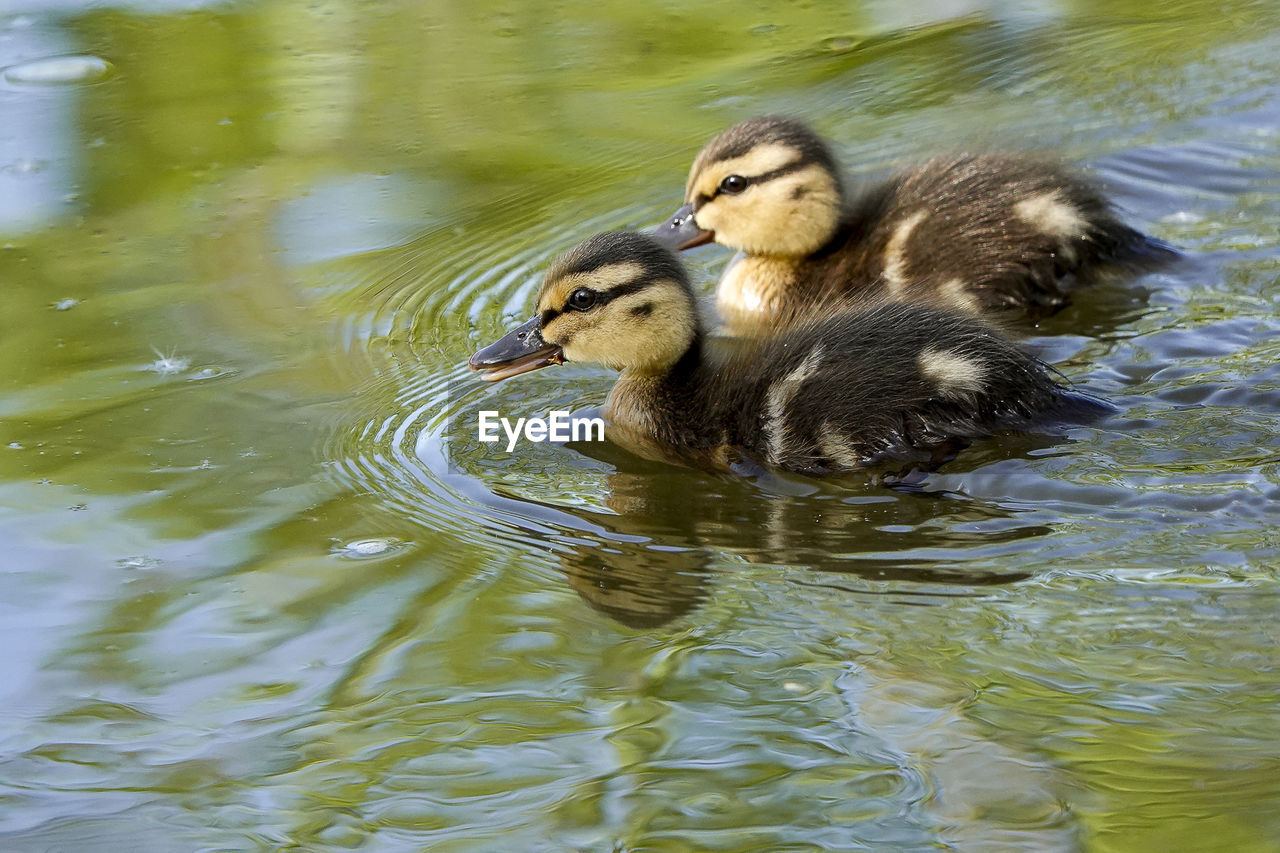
(715, 254), (801, 334)
(602, 376), (733, 470)
(602, 384), (660, 456)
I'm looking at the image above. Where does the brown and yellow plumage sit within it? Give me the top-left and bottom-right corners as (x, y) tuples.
(655, 116), (1176, 333)
(472, 231), (1109, 476)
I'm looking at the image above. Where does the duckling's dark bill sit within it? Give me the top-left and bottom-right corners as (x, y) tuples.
(651, 203), (714, 251)
(469, 316), (564, 382)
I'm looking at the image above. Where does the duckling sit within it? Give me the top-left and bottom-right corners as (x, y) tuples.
(470, 231), (1106, 476)
(653, 116), (1175, 332)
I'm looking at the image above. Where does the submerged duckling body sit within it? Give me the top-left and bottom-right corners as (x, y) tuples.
(471, 231), (1106, 476)
(655, 116), (1174, 333)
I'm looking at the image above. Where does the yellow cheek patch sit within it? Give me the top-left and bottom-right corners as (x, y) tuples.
(697, 164), (840, 257)
(541, 312), (582, 345)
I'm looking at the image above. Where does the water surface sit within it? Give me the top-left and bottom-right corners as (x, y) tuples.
(2, 1), (1279, 850)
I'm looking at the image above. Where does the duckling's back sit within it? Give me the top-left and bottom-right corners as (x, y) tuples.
(794, 153), (1173, 320)
(712, 302), (1106, 474)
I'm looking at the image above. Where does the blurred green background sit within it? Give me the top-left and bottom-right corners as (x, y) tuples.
(2, 0), (1279, 850)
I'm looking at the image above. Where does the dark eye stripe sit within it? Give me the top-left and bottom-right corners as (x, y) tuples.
(541, 276), (652, 327)
(596, 277), (650, 304)
(713, 159), (808, 197)
(695, 159), (811, 207)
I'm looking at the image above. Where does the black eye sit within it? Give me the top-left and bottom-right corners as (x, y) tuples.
(567, 288), (597, 311)
(719, 174), (748, 194)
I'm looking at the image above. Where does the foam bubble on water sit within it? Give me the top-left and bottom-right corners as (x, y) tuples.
(117, 555), (162, 570)
(2, 159), (46, 176)
(3, 55), (114, 86)
(188, 366), (235, 381)
(53, 298), (78, 311)
(331, 538), (409, 560)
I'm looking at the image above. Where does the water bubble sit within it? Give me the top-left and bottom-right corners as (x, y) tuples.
(331, 538), (410, 560)
(188, 366), (235, 381)
(821, 35), (858, 53)
(117, 555), (162, 570)
(53, 298), (78, 311)
(2, 158), (46, 175)
(3, 55), (115, 86)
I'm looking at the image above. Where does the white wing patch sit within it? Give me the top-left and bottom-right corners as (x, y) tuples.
(882, 210), (927, 296)
(919, 347), (986, 396)
(940, 277), (978, 313)
(764, 343), (826, 462)
(1013, 190), (1087, 239)
(818, 423), (863, 470)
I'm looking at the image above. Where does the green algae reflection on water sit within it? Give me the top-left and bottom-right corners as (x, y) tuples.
(2, 0), (1280, 850)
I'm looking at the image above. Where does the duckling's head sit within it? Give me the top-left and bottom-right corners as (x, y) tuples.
(654, 116), (844, 258)
(470, 231), (700, 382)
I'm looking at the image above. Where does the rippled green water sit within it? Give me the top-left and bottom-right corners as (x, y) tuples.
(3, 1), (1280, 850)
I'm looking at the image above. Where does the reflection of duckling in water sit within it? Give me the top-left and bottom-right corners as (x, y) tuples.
(470, 231), (1108, 477)
(554, 465), (1039, 629)
(653, 116), (1176, 332)
(559, 540), (712, 630)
